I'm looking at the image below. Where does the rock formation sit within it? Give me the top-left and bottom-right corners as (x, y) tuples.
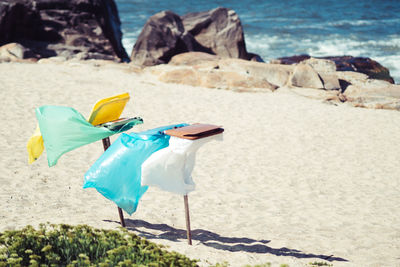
(272, 55), (394, 84)
(0, 0), (128, 61)
(147, 52), (400, 111)
(130, 11), (208, 66)
(147, 52), (290, 92)
(131, 7), (255, 66)
(182, 7), (249, 60)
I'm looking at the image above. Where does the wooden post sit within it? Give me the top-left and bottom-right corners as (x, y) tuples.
(184, 195), (192, 245)
(102, 137), (126, 228)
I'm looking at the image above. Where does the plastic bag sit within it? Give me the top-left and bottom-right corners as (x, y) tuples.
(83, 124), (188, 215)
(27, 125), (44, 164)
(36, 105), (143, 166)
(141, 134), (223, 195)
(27, 93), (134, 165)
(88, 92), (130, 126)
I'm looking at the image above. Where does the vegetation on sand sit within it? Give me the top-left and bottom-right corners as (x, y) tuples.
(0, 223), (198, 266)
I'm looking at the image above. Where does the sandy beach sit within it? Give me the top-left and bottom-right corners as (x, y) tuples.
(0, 60), (399, 267)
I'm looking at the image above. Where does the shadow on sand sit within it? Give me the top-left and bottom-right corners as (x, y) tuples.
(104, 218), (347, 263)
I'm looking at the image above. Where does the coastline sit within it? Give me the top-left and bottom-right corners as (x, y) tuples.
(1, 60), (399, 266)
(116, 1), (400, 84)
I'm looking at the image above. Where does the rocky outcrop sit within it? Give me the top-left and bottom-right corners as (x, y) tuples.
(0, 0), (128, 61)
(146, 52), (400, 111)
(147, 52), (290, 92)
(182, 7), (250, 60)
(338, 71), (400, 110)
(130, 11), (209, 66)
(325, 56), (394, 84)
(131, 7), (255, 66)
(343, 84), (400, 110)
(272, 55), (394, 84)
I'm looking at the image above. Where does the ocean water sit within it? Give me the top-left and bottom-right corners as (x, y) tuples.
(115, 0), (400, 83)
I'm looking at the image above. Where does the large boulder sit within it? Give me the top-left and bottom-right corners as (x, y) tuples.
(302, 58), (341, 90)
(0, 0), (129, 61)
(130, 11), (208, 66)
(182, 7), (250, 60)
(290, 63), (324, 89)
(131, 7), (257, 66)
(272, 55), (394, 83)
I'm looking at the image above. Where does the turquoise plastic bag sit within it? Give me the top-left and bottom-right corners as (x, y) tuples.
(36, 106), (143, 167)
(83, 124), (188, 215)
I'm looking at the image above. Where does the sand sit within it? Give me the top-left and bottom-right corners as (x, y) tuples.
(0, 60), (399, 267)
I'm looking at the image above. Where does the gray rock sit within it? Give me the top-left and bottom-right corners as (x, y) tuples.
(0, 0), (128, 61)
(273, 55), (395, 84)
(131, 7), (259, 66)
(130, 11), (202, 66)
(0, 42), (30, 62)
(182, 7), (250, 59)
(302, 58), (340, 90)
(290, 63), (324, 89)
(318, 73), (341, 90)
(344, 84), (400, 110)
(302, 58), (337, 73)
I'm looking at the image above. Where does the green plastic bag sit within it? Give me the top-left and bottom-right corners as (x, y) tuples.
(36, 106), (143, 167)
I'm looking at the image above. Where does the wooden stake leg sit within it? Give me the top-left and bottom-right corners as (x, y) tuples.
(118, 207), (126, 227)
(102, 137), (126, 228)
(184, 195), (192, 245)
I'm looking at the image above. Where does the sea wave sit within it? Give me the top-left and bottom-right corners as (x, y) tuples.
(274, 18), (400, 30)
(121, 28), (142, 52)
(374, 55), (400, 84)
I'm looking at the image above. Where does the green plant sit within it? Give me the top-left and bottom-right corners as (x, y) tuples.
(0, 223), (198, 266)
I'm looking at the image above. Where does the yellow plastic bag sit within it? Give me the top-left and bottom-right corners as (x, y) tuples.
(27, 125), (44, 164)
(88, 92), (130, 126)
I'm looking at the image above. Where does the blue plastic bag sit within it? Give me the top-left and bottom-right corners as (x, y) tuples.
(83, 124), (188, 215)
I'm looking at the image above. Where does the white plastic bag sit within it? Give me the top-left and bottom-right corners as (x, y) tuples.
(141, 134), (223, 195)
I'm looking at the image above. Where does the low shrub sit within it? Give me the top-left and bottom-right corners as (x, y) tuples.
(0, 223), (198, 267)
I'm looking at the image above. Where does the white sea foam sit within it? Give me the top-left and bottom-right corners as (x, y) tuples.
(280, 18), (400, 30)
(121, 28), (142, 52)
(305, 37), (400, 83)
(331, 19), (374, 26)
(374, 55), (400, 84)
